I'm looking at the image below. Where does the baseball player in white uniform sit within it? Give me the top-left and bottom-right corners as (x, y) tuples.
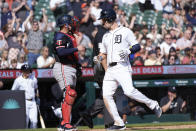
(11, 64), (38, 129)
(98, 9), (162, 130)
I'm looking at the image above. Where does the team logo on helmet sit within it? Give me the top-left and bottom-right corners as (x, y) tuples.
(56, 40), (62, 45)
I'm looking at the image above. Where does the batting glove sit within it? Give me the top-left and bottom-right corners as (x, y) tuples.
(118, 49), (131, 59)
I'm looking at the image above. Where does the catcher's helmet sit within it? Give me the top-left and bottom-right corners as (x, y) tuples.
(57, 15), (72, 27)
(21, 64), (31, 72)
(98, 9), (116, 22)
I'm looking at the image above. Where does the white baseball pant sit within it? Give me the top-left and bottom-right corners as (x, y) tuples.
(26, 100), (38, 128)
(103, 62), (158, 126)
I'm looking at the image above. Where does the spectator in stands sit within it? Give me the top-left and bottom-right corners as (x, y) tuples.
(23, 9), (48, 31)
(132, 56), (144, 66)
(161, 0), (174, 20)
(169, 27), (181, 42)
(24, 15), (45, 67)
(134, 45), (148, 62)
(146, 25), (162, 46)
(173, 0), (182, 10)
(0, 31), (8, 54)
(36, 46), (55, 68)
(17, 53), (27, 69)
(172, 7), (184, 29)
(181, 47), (191, 64)
(90, 0), (102, 26)
(1, 2), (12, 29)
(12, 0), (30, 23)
(3, 13), (20, 46)
(160, 86), (186, 114)
(145, 38), (154, 52)
(10, 58), (18, 69)
(155, 46), (162, 58)
(50, 0), (72, 19)
(164, 47), (180, 65)
(99, 0), (113, 10)
(176, 29), (195, 50)
(71, 0), (83, 18)
(127, 14), (136, 30)
(140, 25), (148, 42)
(78, 46), (91, 67)
(191, 43), (196, 59)
(167, 55), (176, 65)
(160, 33), (176, 57)
(132, 25), (143, 44)
(77, 31), (93, 49)
(191, 54), (196, 64)
(8, 31), (26, 63)
(0, 49), (9, 69)
(144, 50), (162, 66)
(79, 2), (95, 41)
(185, 7), (196, 26)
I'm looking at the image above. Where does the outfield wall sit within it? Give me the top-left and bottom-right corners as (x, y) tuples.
(1, 65), (196, 127)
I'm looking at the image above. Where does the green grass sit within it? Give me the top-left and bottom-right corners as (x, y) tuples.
(1, 121), (196, 131)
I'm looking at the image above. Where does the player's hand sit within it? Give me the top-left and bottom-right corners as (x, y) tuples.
(93, 56), (99, 64)
(118, 49), (131, 59)
(93, 55), (104, 64)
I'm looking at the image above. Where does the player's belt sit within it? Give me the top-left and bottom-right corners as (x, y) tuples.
(109, 62), (117, 67)
(26, 98), (33, 101)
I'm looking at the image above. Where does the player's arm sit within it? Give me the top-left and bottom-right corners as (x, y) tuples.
(33, 77), (39, 98)
(130, 44), (141, 54)
(55, 37), (78, 57)
(99, 53), (107, 71)
(56, 47), (78, 57)
(11, 79), (19, 90)
(125, 29), (141, 54)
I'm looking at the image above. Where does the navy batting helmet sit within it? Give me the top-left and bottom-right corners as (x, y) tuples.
(98, 9), (116, 22)
(21, 64), (31, 72)
(57, 15), (72, 27)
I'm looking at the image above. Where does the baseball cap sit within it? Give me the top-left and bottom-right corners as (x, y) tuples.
(168, 86), (177, 93)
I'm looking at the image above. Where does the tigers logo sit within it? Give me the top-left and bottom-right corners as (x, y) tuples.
(114, 35), (122, 44)
(56, 40), (62, 45)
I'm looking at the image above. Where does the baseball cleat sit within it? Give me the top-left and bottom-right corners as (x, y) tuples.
(107, 125), (126, 130)
(57, 124), (77, 131)
(154, 105), (162, 118)
(57, 124), (65, 131)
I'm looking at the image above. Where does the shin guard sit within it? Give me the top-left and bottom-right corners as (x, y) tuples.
(61, 86), (77, 125)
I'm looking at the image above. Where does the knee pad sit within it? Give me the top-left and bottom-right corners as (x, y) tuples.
(65, 86), (77, 105)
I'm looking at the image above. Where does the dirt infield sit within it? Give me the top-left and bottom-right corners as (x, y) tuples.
(130, 124), (196, 130)
(78, 124), (196, 130)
